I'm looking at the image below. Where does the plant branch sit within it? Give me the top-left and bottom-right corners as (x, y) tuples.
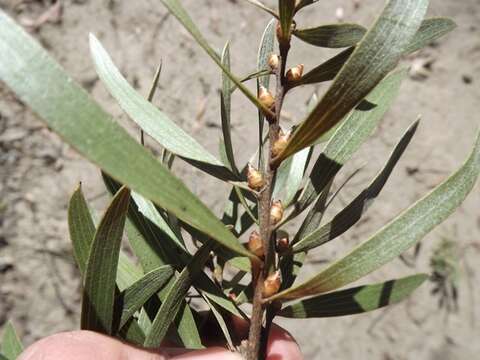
(246, 36), (291, 360)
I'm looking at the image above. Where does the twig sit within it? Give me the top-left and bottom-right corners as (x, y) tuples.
(246, 30), (291, 360)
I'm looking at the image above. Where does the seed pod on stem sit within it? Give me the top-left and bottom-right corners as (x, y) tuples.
(267, 54), (279, 70)
(271, 129), (291, 158)
(286, 64), (304, 83)
(262, 271), (281, 298)
(276, 21), (292, 45)
(247, 163), (265, 191)
(276, 232), (290, 255)
(248, 230), (264, 258)
(270, 200), (284, 225)
(258, 85), (275, 109)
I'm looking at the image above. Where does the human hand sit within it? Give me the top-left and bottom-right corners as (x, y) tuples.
(18, 324), (302, 359)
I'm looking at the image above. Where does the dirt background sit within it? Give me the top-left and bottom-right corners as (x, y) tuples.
(1, 0), (479, 359)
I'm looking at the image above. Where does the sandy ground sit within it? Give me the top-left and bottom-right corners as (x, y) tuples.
(1, 0), (479, 359)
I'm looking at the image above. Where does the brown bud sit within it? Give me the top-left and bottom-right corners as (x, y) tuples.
(276, 233), (290, 254)
(262, 271), (281, 298)
(267, 54), (280, 70)
(258, 86), (275, 109)
(276, 21), (292, 44)
(248, 230), (264, 257)
(271, 129), (290, 158)
(286, 64), (304, 83)
(247, 163), (265, 191)
(228, 292), (237, 301)
(270, 200), (284, 225)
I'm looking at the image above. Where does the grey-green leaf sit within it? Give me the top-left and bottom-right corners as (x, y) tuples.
(89, 35), (235, 182)
(293, 23), (367, 48)
(279, 274), (427, 318)
(404, 17), (456, 54)
(1, 322), (23, 360)
(68, 184), (96, 276)
(270, 130), (480, 301)
(298, 17), (456, 87)
(293, 120), (419, 253)
(0, 11), (253, 260)
(144, 241), (215, 348)
(118, 265), (175, 328)
(81, 186), (130, 334)
(274, 0), (428, 164)
(297, 68), (407, 213)
(220, 42), (238, 175)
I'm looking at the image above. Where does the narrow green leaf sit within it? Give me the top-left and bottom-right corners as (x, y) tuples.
(295, 0), (319, 12)
(119, 319), (146, 346)
(293, 120), (419, 253)
(0, 11), (253, 260)
(81, 187), (130, 334)
(102, 173), (186, 271)
(279, 0), (296, 41)
(202, 296), (234, 350)
(144, 242), (215, 348)
(243, 0), (279, 19)
(68, 184), (96, 276)
(274, 0), (428, 164)
(404, 17), (456, 54)
(1, 322), (23, 360)
(273, 147), (311, 206)
(257, 19), (276, 167)
(159, 0), (274, 117)
(297, 47), (355, 86)
(175, 302), (203, 349)
(293, 23), (367, 48)
(271, 131), (480, 301)
(220, 42), (238, 175)
(298, 17), (456, 87)
(280, 182), (331, 291)
(118, 265), (175, 328)
(279, 274), (427, 318)
(298, 69), (407, 213)
(89, 35), (234, 181)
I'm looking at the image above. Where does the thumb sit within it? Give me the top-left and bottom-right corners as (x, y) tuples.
(18, 331), (241, 360)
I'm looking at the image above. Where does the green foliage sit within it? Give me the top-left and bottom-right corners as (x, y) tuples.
(0, 0), (476, 358)
(1, 322), (23, 360)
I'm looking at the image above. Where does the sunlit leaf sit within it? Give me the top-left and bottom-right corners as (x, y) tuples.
(68, 184), (96, 276)
(81, 187), (130, 334)
(89, 35), (235, 182)
(297, 69), (407, 213)
(257, 19), (276, 167)
(0, 11), (253, 260)
(220, 42), (238, 175)
(270, 131), (480, 301)
(279, 274), (427, 317)
(293, 23), (366, 48)
(293, 120), (419, 253)
(273, 0), (428, 164)
(273, 147), (311, 206)
(298, 17), (456, 87)
(404, 17), (456, 54)
(1, 322), (23, 360)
